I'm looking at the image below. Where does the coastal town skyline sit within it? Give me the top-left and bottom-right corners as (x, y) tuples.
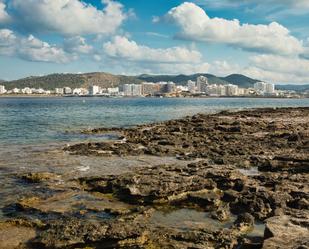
(3, 75), (302, 98)
(0, 0), (309, 84)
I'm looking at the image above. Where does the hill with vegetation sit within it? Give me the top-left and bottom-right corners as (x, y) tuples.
(2, 72), (263, 90)
(221, 74), (259, 88)
(2, 73), (142, 90)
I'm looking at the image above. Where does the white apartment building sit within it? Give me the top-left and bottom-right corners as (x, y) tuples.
(187, 80), (196, 93)
(237, 88), (246, 96)
(225, 84), (239, 96)
(89, 85), (100, 95)
(123, 84), (142, 96)
(0, 85), (6, 94)
(197, 76), (208, 93)
(265, 83), (275, 94)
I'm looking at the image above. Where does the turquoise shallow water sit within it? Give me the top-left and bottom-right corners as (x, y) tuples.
(1, 97), (309, 145)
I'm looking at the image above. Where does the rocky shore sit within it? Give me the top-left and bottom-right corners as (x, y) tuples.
(0, 107), (308, 249)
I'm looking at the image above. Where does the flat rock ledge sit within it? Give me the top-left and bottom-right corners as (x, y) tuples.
(0, 107), (308, 249)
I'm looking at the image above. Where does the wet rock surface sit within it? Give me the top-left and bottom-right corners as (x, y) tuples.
(1, 107), (308, 248)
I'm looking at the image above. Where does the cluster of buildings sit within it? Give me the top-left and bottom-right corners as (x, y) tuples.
(0, 85), (51, 95)
(0, 77), (306, 98)
(55, 86), (119, 96)
(185, 76), (276, 97)
(186, 76), (244, 96)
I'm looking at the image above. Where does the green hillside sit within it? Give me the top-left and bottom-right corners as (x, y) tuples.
(2, 72), (263, 90)
(2, 73), (142, 90)
(221, 74), (260, 88)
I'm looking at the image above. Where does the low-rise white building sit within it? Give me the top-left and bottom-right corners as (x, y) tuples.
(22, 87), (32, 94)
(55, 88), (64, 95)
(63, 87), (72, 94)
(12, 88), (20, 94)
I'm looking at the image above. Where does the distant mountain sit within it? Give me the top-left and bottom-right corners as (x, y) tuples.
(0, 79), (5, 83)
(2, 72), (262, 90)
(138, 73), (260, 88)
(276, 84), (309, 92)
(137, 73), (230, 85)
(221, 74), (260, 88)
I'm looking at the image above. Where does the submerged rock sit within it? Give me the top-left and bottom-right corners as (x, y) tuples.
(20, 172), (60, 183)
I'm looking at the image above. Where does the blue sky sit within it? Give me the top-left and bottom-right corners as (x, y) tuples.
(0, 0), (309, 84)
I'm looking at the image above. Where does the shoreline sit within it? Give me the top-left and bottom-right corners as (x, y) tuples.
(0, 107), (308, 248)
(0, 94), (307, 99)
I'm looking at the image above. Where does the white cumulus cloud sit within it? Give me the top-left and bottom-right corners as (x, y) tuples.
(103, 36), (202, 63)
(0, 29), (74, 63)
(164, 2), (304, 56)
(249, 54), (309, 79)
(7, 0), (126, 35)
(102, 36), (210, 75)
